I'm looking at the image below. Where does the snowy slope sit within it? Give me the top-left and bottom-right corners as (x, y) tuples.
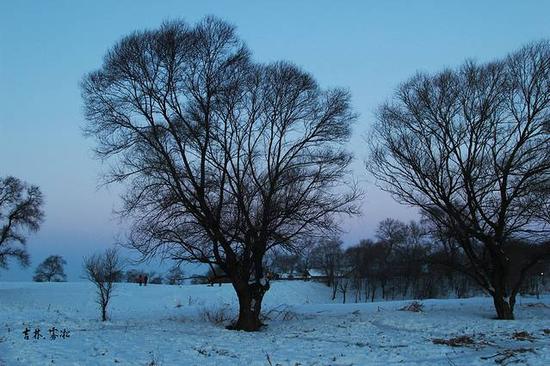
(1, 281), (549, 365)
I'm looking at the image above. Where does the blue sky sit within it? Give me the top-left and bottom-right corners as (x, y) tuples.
(1, 0), (549, 281)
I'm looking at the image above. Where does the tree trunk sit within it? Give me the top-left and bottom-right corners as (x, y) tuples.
(229, 281), (268, 331)
(331, 280), (338, 300)
(492, 294), (514, 320)
(491, 254), (515, 320)
(326, 268), (334, 287)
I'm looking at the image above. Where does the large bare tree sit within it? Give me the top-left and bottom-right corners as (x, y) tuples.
(0, 176), (44, 270)
(81, 17), (360, 331)
(368, 40), (550, 319)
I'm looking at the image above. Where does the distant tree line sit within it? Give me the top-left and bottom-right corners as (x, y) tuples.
(267, 218), (549, 304)
(120, 265), (229, 286)
(113, 266), (185, 285)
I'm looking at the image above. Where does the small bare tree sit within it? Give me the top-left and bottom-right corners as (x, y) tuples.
(81, 17), (360, 330)
(368, 40), (550, 319)
(0, 176), (44, 270)
(83, 248), (122, 321)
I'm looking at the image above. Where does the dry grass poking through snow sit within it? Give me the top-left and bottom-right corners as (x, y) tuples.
(399, 300), (424, 312)
(432, 335), (476, 347)
(199, 304), (234, 325)
(512, 330), (536, 342)
(481, 347), (536, 364)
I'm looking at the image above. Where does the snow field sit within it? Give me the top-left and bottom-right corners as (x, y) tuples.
(0, 281), (549, 365)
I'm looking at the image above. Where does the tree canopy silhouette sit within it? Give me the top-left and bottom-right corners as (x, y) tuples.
(0, 176), (44, 270)
(368, 40), (550, 319)
(33, 255), (67, 282)
(81, 17), (360, 331)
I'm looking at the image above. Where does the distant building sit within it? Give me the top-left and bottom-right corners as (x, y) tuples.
(271, 268), (329, 282)
(305, 269), (328, 281)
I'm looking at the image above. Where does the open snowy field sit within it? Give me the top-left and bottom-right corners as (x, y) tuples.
(1, 281), (549, 366)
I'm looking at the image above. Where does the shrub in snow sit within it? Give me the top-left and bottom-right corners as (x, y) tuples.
(432, 335), (475, 347)
(512, 331), (535, 341)
(149, 274), (163, 284)
(399, 301), (424, 312)
(200, 304), (234, 325)
(261, 305), (298, 321)
(165, 266), (184, 285)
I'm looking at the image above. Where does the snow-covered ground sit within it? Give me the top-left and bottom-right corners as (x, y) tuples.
(1, 281), (549, 365)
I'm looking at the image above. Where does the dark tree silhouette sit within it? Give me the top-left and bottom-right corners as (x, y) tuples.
(205, 264), (230, 286)
(0, 176), (44, 269)
(310, 238), (343, 288)
(268, 250), (302, 277)
(125, 268), (147, 283)
(81, 17), (360, 331)
(83, 248), (122, 321)
(33, 255), (67, 282)
(368, 40), (550, 319)
(166, 266), (185, 285)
